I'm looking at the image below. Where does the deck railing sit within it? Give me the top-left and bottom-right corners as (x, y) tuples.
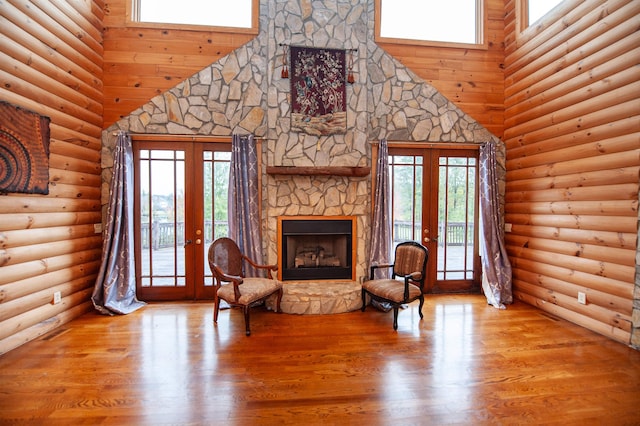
(393, 221), (473, 246)
(141, 220), (472, 249)
(141, 221), (228, 249)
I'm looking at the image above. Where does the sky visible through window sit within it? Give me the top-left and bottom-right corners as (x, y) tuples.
(138, 0), (252, 28)
(528, 0), (565, 25)
(379, 0), (478, 44)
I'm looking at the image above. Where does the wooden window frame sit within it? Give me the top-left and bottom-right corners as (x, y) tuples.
(126, 0), (259, 35)
(515, 0), (573, 39)
(374, 0), (488, 50)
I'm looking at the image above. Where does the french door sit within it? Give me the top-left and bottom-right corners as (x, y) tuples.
(388, 146), (481, 293)
(133, 139), (231, 301)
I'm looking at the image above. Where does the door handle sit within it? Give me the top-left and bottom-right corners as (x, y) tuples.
(184, 239), (192, 247)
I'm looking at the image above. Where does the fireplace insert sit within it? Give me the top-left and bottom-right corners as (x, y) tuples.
(279, 217), (355, 281)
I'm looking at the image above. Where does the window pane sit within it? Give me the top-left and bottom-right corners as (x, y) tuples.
(528, 0), (564, 25)
(379, 0), (479, 44)
(390, 155), (422, 246)
(138, 0), (253, 28)
(437, 156), (476, 280)
(203, 148), (230, 287)
(139, 151), (186, 288)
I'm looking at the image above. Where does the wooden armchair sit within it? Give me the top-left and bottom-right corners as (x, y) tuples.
(361, 241), (429, 330)
(208, 238), (283, 336)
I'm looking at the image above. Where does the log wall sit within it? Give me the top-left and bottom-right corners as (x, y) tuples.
(0, 0), (105, 354)
(503, 0), (640, 346)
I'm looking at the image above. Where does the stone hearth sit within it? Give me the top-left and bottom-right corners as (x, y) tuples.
(267, 281), (362, 315)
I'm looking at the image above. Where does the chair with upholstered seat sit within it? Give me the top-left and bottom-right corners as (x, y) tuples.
(361, 241), (429, 330)
(208, 237), (283, 336)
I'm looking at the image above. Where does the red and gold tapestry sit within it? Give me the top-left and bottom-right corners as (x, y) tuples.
(0, 101), (51, 194)
(290, 46), (346, 136)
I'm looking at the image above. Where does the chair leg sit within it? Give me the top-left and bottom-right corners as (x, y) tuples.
(393, 306), (399, 330)
(213, 292), (220, 324)
(361, 288), (367, 312)
(243, 306), (251, 336)
(418, 294), (425, 320)
(275, 288), (283, 313)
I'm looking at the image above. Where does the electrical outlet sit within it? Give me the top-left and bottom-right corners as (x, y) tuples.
(53, 291), (62, 305)
(504, 223), (513, 233)
(94, 223), (102, 234)
(578, 292), (587, 305)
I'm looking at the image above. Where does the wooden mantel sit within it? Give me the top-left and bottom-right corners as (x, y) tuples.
(266, 166), (370, 177)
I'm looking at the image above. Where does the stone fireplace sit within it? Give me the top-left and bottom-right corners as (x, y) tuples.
(278, 216), (356, 281)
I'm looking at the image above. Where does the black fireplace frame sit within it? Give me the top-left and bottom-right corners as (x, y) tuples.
(278, 216), (356, 281)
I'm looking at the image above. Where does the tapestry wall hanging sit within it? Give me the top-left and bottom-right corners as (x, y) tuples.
(0, 101), (51, 195)
(290, 46), (346, 136)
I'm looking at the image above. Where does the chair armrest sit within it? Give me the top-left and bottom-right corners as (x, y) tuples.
(370, 263), (393, 279)
(212, 264), (244, 285)
(397, 271), (423, 301)
(243, 255), (278, 279)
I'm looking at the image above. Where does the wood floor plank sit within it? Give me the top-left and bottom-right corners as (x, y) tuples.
(0, 294), (639, 425)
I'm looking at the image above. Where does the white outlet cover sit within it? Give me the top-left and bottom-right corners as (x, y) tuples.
(578, 292), (586, 305)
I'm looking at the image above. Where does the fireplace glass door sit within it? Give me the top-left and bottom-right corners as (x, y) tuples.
(278, 217), (356, 281)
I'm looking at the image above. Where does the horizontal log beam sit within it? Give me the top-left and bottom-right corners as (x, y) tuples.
(0, 275), (96, 322)
(0, 260), (101, 302)
(506, 234), (636, 266)
(506, 149), (640, 181)
(0, 250), (101, 285)
(506, 167), (640, 192)
(506, 200), (638, 217)
(0, 291), (92, 345)
(0, 196), (101, 214)
(506, 117), (639, 160)
(0, 301), (92, 355)
(506, 224), (637, 249)
(1, 224), (100, 248)
(0, 236), (102, 267)
(513, 269), (632, 317)
(505, 183), (639, 203)
(508, 245), (635, 284)
(513, 291), (630, 345)
(0, 212), (101, 231)
(505, 213), (637, 233)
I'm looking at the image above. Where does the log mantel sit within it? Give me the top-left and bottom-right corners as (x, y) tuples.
(266, 166), (370, 177)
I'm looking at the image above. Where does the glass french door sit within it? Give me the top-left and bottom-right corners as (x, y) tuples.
(389, 147), (481, 293)
(133, 140), (230, 301)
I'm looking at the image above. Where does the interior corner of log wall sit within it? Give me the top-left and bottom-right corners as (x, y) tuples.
(502, 0), (640, 346)
(0, 0), (105, 355)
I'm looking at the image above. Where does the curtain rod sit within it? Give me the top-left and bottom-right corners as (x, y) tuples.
(278, 43), (357, 52)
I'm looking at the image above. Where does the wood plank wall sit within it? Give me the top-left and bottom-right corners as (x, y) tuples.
(376, 0), (506, 139)
(101, 0), (256, 128)
(0, 0), (105, 354)
(503, 0), (640, 345)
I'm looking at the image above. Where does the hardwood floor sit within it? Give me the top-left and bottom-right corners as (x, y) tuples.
(1, 294), (639, 425)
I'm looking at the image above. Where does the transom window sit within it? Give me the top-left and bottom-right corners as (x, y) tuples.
(130, 0), (256, 30)
(376, 0), (484, 47)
